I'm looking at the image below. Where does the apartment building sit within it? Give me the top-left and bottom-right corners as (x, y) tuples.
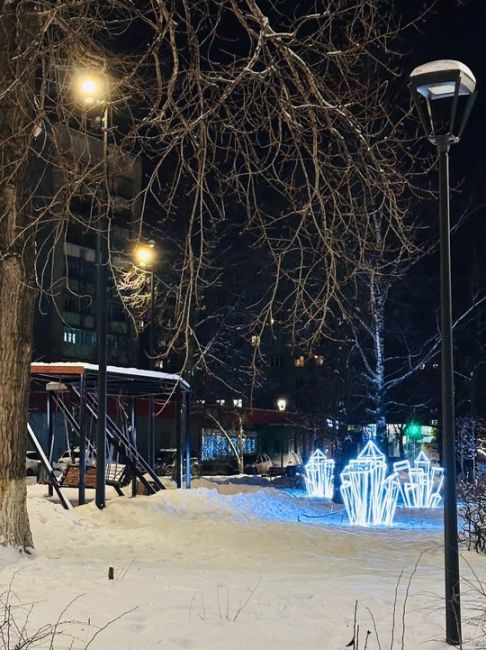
(32, 124), (141, 367)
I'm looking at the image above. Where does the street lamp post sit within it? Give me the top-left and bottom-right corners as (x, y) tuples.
(74, 70), (110, 510)
(409, 60), (477, 646)
(133, 241), (157, 468)
(277, 398), (287, 469)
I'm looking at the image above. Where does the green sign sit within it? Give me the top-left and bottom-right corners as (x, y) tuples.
(406, 423), (422, 440)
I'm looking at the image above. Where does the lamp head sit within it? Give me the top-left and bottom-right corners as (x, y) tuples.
(73, 69), (109, 107)
(409, 59), (477, 146)
(410, 60), (476, 100)
(134, 241), (157, 269)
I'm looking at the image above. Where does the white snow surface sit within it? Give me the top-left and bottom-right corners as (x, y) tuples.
(0, 478), (484, 649)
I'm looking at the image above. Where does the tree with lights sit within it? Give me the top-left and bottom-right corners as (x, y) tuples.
(342, 209), (436, 446)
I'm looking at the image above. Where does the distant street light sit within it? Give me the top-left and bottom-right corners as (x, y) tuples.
(133, 241), (157, 364)
(277, 398), (287, 412)
(409, 59), (477, 646)
(133, 240), (157, 468)
(74, 68), (110, 511)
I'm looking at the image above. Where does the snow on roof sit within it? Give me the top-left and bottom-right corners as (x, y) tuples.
(31, 361), (190, 390)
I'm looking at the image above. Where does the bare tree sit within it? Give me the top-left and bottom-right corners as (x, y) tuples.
(1, 0), (425, 548)
(0, 1), (142, 549)
(127, 1), (425, 368)
(341, 207), (435, 442)
(0, 2), (40, 549)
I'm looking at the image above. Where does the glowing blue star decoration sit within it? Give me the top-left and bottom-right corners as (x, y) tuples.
(304, 449), (335, 498)
(393, 451), (444, 508)
(340, 441), (400, 527)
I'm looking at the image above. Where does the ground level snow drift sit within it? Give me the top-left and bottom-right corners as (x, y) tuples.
(0, 479), (484, 649)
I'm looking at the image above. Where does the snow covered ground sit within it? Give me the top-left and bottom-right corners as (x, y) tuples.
(0, 477), (485, 649)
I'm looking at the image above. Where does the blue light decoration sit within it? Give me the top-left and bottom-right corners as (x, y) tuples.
(201, 430), (256, 460)
(304, 449), (335, 498)
(393, 451), (444, 508)
(340, 441), (400, 527)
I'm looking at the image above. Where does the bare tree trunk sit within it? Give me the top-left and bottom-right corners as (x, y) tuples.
(0, 243), (35, 549)
(372, 279), (387, 445)
(236, 415), (245, 475)
(0, 4), (37, 549)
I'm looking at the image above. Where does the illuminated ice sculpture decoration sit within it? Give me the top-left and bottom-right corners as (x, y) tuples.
(393, 451), (444, 508)
(340, 441), (400, 527)
(304, 450), (335, 498)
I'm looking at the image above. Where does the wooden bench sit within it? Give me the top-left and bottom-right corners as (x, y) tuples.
(59, 464), (134, 496)
(59, 465), (97, 489)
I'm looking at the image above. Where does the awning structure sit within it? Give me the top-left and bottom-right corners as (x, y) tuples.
(29, 362), (192, 509)
(30, 362), (190, 397)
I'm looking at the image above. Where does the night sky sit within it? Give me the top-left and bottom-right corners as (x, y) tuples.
(392, 0), (486, 418)
(400, 0), (486, 196)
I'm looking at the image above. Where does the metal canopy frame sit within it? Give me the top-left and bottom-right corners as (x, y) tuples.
(30, 362), (191, 397)
(30, 362), (192, 509)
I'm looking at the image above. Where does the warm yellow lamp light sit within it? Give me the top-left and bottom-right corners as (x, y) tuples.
(73, 70), (108, 106)
(133, 242), (156, 269)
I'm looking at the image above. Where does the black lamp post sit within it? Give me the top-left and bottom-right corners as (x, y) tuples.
(409, 59), (477, 646)
(74, 70), (110, 510)
(95, 104), (109, 510)
(134, 240), (157, 468)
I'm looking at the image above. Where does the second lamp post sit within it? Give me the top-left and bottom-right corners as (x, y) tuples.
(134, 240), (157, 468)
(74, 69), (110, 510)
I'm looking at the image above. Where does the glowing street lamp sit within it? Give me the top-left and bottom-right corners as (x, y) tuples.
(134, 241), (157, 269)
(132, 240), (157, 371)
(277, 398), (287, 412)
(133, 240), (157, 470)
(74, 67), (110, 511)
(73, 70), (109, 108)
(409, 59), (477, 646)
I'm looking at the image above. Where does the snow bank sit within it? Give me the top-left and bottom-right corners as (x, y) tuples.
(0, 481), (483, 649)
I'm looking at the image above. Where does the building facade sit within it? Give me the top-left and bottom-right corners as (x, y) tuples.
(32, 124), (142, 367)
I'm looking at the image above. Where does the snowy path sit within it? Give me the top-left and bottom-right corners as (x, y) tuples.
(0, 481), (484, 649)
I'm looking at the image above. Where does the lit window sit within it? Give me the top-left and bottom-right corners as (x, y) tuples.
(294, 355), (305, 367)
(216, 399), (225, 406)
(63, 328), (79, 344)
(314, 355), (325, 366)
(251, 335), (260, 347)
(63, 327), (97, 346)
(233, 398), (243, 408)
